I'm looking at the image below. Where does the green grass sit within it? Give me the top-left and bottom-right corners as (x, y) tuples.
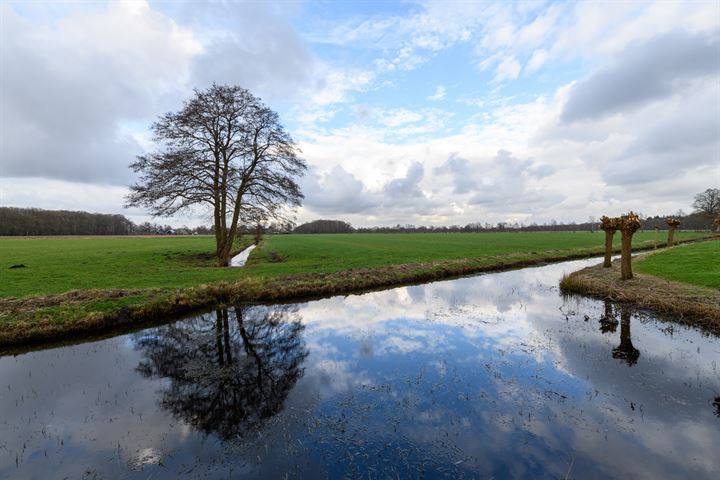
(636, 240), (720, 289)
(0, 236), (253, 298)
(251, 231), (707, 275)
(0, 231), (712, 299)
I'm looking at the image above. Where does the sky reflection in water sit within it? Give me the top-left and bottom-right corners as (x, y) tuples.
(1, 258), (719, 479)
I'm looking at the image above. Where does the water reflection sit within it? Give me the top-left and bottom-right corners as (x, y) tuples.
(134, 306), (308, 439)
(598, 299), (619, 334)
(612, 305), (640, 366)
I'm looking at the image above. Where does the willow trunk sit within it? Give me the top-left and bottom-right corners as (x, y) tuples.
(620, 230), (634, 280)
(667, 228), (676, 247)
(603, 230), (615, 268)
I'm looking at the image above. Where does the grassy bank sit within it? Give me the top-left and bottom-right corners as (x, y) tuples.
(1, 231), (716, 348)
(560, 240), (720, 333)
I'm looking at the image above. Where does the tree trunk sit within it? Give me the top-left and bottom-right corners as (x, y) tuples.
(218, 233), (233, 267)
(603, 230), (615, 268)
(216, 235), (227, 266)
(620, 230), (634, 280)
(667, 227), (675, 247)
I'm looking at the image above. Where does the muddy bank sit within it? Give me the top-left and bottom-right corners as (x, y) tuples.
(561, 261), (720, 334)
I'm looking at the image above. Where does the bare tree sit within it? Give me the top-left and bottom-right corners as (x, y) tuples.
(692, 188), (720, 219)
(126, 84), (306, 266)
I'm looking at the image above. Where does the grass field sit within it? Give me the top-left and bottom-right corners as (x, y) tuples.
(636, 240), (720, 288)
(1, 231), (711, 299)
(1, 236), (253, 298)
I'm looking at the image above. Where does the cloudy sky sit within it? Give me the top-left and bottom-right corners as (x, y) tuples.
(1, 0), (718, 227)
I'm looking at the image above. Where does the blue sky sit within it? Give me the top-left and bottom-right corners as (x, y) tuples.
(1, 0), (718, 227)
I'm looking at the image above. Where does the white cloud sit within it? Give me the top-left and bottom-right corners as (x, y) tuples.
(493, 55), (521, 82)
(428, 85), (446, 101)
(1, 1), (200, 185)
(525, 49), (549, 73)
(377, 108), (424, 127)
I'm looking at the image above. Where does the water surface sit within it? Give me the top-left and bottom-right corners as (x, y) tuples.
(1, 258), (718, 479)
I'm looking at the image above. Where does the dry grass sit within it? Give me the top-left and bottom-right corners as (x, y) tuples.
(560, 261), (720, 334)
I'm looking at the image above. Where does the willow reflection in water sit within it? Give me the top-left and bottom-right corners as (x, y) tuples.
(597, 301), (641, 366)
(134, 306), (308, 439)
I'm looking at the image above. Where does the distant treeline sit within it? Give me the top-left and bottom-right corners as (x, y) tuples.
(0, 207), (134, 236)
(0, 207), (294, 236)
(294, 213), (714, 235)
(1, 207), (714, 236)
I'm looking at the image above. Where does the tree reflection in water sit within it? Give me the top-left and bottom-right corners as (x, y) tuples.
(598, 299), (619, 334)
(134, 305), (308, 439)
(612, 305), (640, 366)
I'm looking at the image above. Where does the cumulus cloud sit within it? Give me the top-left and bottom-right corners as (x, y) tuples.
(383, 162), (426, 200)
(542, 30), (720, 190)
(432, 150), (561, 212)
(301, 166), (379, 214)
(191, 34), (314, 103)
(562, 30), (720, 122)
(433, 153), (477, 195)
(0, 1), (325, 187)
(0, 1), (200, 185)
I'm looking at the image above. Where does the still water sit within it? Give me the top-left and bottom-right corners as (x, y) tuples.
(1, 258), (718, 479)
(230, 244), (256, 267)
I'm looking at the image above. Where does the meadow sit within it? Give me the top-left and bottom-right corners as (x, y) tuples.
(1, 230), (711, 298)
(636, 240), (719, 288)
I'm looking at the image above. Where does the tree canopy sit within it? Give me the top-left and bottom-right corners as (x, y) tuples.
(293, 219), (354, 234)
(692, 188), (720, 218)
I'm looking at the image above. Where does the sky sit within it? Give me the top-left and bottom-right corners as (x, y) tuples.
(1, 0), (718, 228)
